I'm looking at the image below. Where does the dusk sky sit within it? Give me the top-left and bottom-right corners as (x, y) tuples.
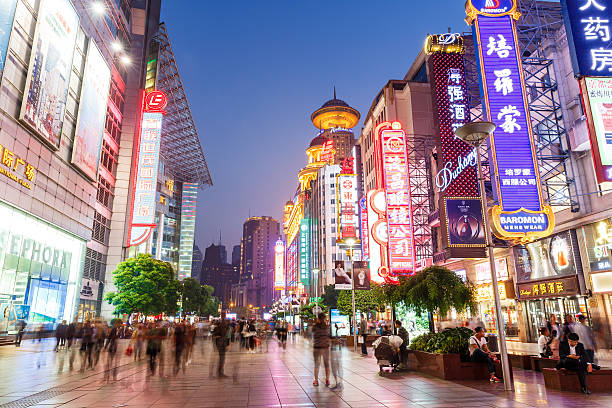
(160, 0), (468, 250)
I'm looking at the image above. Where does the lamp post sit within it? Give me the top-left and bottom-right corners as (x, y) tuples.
(312, 268), (321, 313)
(340, 237), (359, 352)
(455, 121), (513, 391)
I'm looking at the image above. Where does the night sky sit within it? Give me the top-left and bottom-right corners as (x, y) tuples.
(160, 0), (468, 250)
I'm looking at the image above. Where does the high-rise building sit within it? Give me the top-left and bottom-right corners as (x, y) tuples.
(239, 217), (280, 309)
(231, 245), (241, 267)
(200, 243), (236, 305)
(98, 5), (212, 319)
(191, 244), (203, 281)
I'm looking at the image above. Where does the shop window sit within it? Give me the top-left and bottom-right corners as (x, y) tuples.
(83, 248), (106, 282)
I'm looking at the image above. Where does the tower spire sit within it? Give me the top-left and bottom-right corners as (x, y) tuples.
(333, 85), (336, 100)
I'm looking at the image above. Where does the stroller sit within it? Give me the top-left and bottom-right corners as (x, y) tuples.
(373, 335), (402, 373)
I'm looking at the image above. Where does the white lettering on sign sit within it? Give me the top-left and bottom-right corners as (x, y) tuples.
(435, 148), (477, 192)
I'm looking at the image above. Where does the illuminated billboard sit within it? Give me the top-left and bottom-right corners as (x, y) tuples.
(467, 0), (554, 242)
(20, 0), (79, 148)
(299, 219), (310, 285)
(337, 173), (358, 239)
(127, 90), (167, 247)
(72, 39), (111, 181)
(378, 122), (415, 276)
(561, 0), (612, 77)
(359, 196), (369, 260)
(426, 33), (486, 255)
(580, 77), (612, 183)
(274, 240), (285, 290)
(0, 0), (17, 80)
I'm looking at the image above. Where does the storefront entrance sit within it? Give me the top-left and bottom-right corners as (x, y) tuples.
(523, 296), (589, 342)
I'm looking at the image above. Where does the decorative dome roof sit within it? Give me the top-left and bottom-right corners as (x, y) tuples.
(321, 98), (350, 108)
(311, 88), (360, 130)
(309, 135), (330, 148)
(285, 200), (294, 207)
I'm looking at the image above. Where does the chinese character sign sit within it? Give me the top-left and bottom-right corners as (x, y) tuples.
(359, 196), (370, 261)
(299, 220), (310, 285)
(380, 126), (415, 275)
(127, 90), (166, 247)
(580, 77), (612, 182)
(428, 51), (478, 196)
(561, 0), (612, 77)
(274, 240), (285, 290)
(468, 1), (554, 242)
(337, 174), (358, 239)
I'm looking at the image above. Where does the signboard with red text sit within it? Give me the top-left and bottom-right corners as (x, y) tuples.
(380, 124), (415, 275)
(274, 240), (285, 290)
(337, 174), (358, 239)
(127, 90), (167, 247)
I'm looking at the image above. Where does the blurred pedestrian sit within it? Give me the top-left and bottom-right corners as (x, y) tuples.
(66, 320), (76, 348)
(395, 320), (409, 368)
(359, 318), (368, 356)
(212, 316), (229, 378)
(173, 323), (186, 375)
(55, 320), (67, 351)
(14, 319), (26, 347)
(575, 315), (596, 363)
(312, 313), (330, 387)
(80, 321), (94, 371)
(330, 336), (343, 389)
(146, 324), (162, 375)
(104, 320), (121, 381)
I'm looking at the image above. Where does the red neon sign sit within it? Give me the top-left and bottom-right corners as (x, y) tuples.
(144, 90), (168, 113)
(378, 121), (415, 276)
(321, 140), (335, 162)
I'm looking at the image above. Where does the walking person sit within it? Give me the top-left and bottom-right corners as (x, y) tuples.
(547, 314), (561, 341)
(14, 319), (26, 347)
(329, 335), (343, 389)
(146, 324), (162, 375)
(173, 323), (186, 375)
(561, 314), (575, 343)
(55, 320), (67, 351)
(312, 313), (331, 387)
(212, 315), (229, 378)
(80, 321), (94, 371)
(359, 318), (368, 356)
(574, 315), (597, 363)
(66, 320), (76, 348)
(104, 321), (121, 381)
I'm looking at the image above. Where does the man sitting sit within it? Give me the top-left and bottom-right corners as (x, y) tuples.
(469, 327), (500, 383)
(556, 332), (600, 394)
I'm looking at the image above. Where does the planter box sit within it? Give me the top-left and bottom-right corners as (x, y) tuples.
(408, 350), (511, 381)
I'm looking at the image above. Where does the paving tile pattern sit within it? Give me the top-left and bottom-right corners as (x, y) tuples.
(1, 337), (612, 407)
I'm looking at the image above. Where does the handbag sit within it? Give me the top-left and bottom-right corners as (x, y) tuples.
(125, 345), (133, 356)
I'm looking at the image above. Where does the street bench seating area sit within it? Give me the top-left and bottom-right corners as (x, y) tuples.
(543, 368), (612, 393)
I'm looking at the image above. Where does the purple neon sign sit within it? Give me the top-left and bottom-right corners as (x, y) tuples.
(472, 11), (554, 240)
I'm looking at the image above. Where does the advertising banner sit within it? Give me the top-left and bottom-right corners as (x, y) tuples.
(580, 77), (612, 183)
(467, 0), (554, 242)
(561, 0), (612, 77)
(581, 218), (612, 273)
(127, 90), (167, 247)
(0, 0), (17, 79)
(333, 261), (352, 290)
(353, 261), (370, 290)
(330, 309), (350, 336)
(444, 198), (486, 247)
(378, 123), (415, 276)
(20, 0), (79, 148)
(359, 196), (369, 260)
(72, 39), (111, 181)
(513, 230), (582, 283)
(79, 279), (100, 301)
(517, 275), (580, 300)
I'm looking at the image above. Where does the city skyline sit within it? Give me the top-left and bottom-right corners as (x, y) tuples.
(160, 0), (467, 246)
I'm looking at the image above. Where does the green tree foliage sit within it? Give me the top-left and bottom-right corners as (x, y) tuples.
(321, 285), (339, 309)
(105, 254), (181, 316)
(299, 302), (327, 320)
(337, 284), (387, 316)
(393, 266), (475, 317)
(181, 278), (217, 315)
(409, 327), (473, 355)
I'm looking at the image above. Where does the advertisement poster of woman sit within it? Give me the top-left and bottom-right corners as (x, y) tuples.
(333, 261), (352, 290)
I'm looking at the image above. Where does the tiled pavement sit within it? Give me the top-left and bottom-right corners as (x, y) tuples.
(1, 336), (612, 407)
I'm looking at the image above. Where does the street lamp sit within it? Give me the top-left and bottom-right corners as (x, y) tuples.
(338, 236), (358, 351)
(455, 121), (513, 391)
(312, 268), (320, 311)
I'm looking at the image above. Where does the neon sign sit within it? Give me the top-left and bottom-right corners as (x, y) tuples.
(359, 196), (370, 261)
(378, 121), (415, 275)
(127, 90), (167, 247)
(561, 0), (612, 77)
(274, 240), (285, 290)
(320, 140), (335, 162)
(299, 220), (310, 285)
(337, 174), (358, 239)
(467, 0), (554, 242)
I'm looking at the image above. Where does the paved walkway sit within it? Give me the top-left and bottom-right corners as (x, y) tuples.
(1, 336), (612, 407)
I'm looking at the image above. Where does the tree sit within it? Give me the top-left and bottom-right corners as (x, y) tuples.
(321, 285), (339, 309)
(104, 254), (181, 316)
(392, 266), (475, 317)
(181, 278), (206, 314)
(336, 283), (390, 316)
(299, 302), (327, 320)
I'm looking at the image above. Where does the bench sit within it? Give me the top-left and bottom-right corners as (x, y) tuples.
(543, 368), (612, 393)
(508, 353), (533, 370)
(530, 356), (559, 372)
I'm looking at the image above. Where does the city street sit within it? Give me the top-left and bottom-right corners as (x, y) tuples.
(1, 338), (611, 408)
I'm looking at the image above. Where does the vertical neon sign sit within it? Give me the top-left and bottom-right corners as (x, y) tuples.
(274, 240), (285, 291)
(467, 0), (554, 242)
(378, 121), (415, 276)
(127, 90), (167, 247)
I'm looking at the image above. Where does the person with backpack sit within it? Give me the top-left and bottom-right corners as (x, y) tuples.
(469, 327), (500, 383)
